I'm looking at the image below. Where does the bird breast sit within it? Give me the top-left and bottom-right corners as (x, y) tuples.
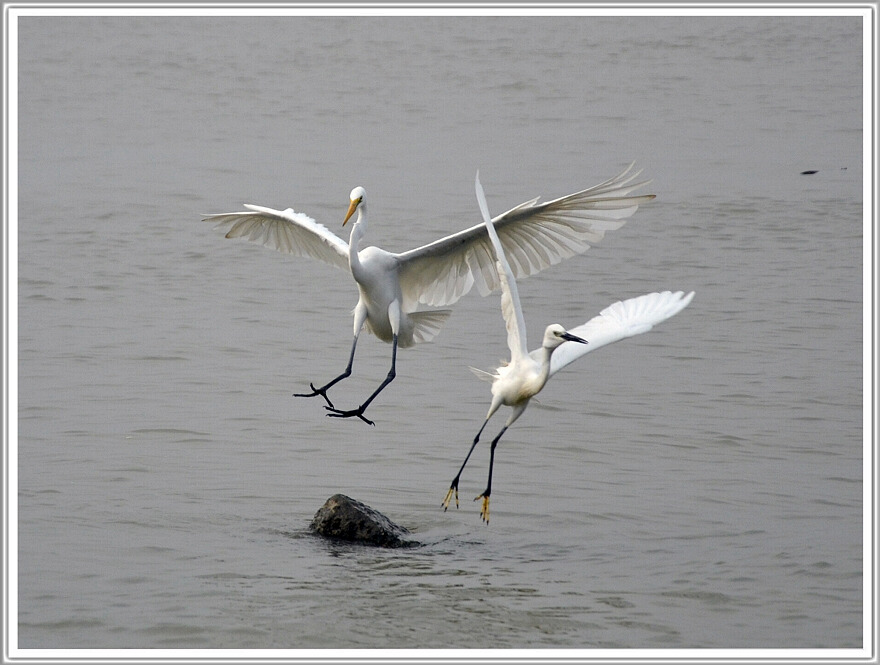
(351, 247), (402, 302)
(492, 360), (548, 406)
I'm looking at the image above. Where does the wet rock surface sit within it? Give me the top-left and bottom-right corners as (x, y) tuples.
(309, 494), (414, 548)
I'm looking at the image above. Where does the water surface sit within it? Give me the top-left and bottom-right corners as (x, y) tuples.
(15, 14), (865, 650)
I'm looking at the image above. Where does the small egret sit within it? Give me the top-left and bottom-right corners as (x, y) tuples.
(204, 164), (654, 425)
(442, 172), (694, 523)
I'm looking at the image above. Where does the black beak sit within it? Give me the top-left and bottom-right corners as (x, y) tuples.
(561, 332), (588, 344)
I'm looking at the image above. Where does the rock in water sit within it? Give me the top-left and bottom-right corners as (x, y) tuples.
(309, 494), (413, 548)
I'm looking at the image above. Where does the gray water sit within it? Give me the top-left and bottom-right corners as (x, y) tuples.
(14, 13), (865, 651)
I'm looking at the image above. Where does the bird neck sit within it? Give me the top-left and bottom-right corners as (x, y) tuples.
(347, 208), (366, 271)
(537, 345), (555, 377)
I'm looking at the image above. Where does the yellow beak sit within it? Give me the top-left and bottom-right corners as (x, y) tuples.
(343, 198), (360, 226)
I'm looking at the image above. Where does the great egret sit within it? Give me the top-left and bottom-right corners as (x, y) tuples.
(204, 164), (654, 425)
(441, 172), (694, 523)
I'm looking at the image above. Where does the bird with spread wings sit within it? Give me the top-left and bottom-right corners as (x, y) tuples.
(441, 172), (694, 522)
(204, 164), (655, 425)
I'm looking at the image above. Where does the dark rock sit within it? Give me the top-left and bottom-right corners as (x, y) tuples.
(800, 170), (818, 175)
(309, 494), (413, 548)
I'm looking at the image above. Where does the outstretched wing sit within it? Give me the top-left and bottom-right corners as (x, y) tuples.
(203, 204), (350, 271)
(395, 163), (654, 310)
(476, 171), (529, 361)
(548, 290), (695, 377)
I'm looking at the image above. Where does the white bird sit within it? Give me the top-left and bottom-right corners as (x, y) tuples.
(442, 172), (694, 523)
(204, 164), (654, 425)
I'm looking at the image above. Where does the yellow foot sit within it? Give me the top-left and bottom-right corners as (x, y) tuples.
(441, 486), (459, 511)
(475, 494), (490, 524)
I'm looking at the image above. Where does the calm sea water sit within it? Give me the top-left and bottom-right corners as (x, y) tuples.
(14, 13), (866, 652)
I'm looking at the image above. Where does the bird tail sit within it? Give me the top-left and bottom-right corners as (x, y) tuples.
(410, 309), (453, 345)
(469, 366), (497, 383)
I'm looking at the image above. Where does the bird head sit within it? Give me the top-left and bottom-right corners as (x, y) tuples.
(543, 323), (588, 349)
(344, 187), (366, 226)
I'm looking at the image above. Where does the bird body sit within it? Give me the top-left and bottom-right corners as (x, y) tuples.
(205, 164), (655, 424)
(495, 359), (548, 407)
(486, 334), (555, 412)
(351, 258), (452, 348)
(346, 233), (441, 347)
(441, 172), (694, 522)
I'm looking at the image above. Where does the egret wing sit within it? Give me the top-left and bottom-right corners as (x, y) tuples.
(395, 163), (655, 309)
(548, 290), (695, 377)
(476, 171), (528, 360)
(203, 204), (350, 271)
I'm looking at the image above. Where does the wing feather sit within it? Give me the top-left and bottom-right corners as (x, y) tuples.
(476, 171), (529, 360)
(203, 204), (350, 271)
(548, 290), (695, 376)
(395, 163), (654, 310)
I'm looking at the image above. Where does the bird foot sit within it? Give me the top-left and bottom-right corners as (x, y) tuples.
(475, 493), (490, 524)
(325, 405), (375, 426)
(293, 383), (335, 408)
(441, 485), (459, 511)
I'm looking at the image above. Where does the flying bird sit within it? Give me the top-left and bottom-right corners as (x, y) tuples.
(204, 164), (654, 425)
(442, 172), (694, 522)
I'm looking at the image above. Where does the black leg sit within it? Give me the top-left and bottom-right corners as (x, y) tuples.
(442, 419), (490, 511)
(325, 334), (398, 426)
(293, 335), (359, 409)
(476, 426), (508, 524)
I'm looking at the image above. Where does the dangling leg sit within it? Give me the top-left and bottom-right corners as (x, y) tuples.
(475, 426), (508, 524)
(442, 396), (502, 510)
(442, 418), (492, 511)
(326, 301), (400, 426)
(475, 403), (527, 524)
(294, 302), (367, 409)
(293, 333), (359, 408)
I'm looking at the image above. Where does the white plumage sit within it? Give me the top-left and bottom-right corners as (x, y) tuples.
(547, 289), (695, 377)
(442, 171), (694, 523)
(204, 164), (654, 425)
